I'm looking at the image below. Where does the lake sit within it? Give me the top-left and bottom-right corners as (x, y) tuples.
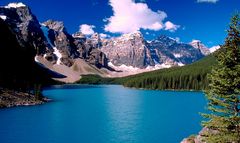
(0, 85), (206, 143)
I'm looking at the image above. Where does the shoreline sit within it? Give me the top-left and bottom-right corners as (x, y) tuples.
(1, 98), (51, 109)
(0, 89), (51, 109)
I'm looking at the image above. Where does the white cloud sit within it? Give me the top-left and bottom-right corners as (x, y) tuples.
(79, 24), (95, 35)
(197, 0), (219, 3)
(164, 21), (180, 32)
(104, 0), (178, 34)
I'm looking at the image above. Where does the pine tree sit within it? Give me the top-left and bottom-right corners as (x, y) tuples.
(34, 84), (43, 101)
(201, 14), (240, 143)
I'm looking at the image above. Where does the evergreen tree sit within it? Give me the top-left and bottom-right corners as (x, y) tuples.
(34, 84), (43, 101)
(201, 14), (240, 143)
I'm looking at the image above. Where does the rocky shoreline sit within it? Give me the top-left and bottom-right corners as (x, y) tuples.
(0, 88), (50, 108)
(181, 128), (212, 143)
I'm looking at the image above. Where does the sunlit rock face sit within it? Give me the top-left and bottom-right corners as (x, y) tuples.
(189, 40), (210, 56)
(101, 33), (208, 68)
(43, 20), (79, 66)
(101, 32), (154, 68)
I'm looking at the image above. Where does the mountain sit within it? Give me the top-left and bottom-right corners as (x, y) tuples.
(0, 3), (48, 55)
(0, 13), (58, 107)
(41, 20), (79, 66)
(101, 33), (209, 69)
(0, 3), (111, 82)
(148, 35), (207, 66)
(74, 32), (108, 68)
(189, 40), (210, 55)
(0, 2), (216, 82)
(209, 45), (221, 53)
(101, 32), (154, 68)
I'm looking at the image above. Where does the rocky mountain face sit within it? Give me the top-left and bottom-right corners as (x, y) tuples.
(0, 16), (55, 89)
(0, 15), (59, 108)
(101, 32), (154, 68)
(73, 33), (108, 68)
(41, 20), (108, 68)
(148, 35), (207, 66)
(189, 40), (210, 56)
(101, 34), (209, 68)
(0, 3), (108, 68)
(42, 20), (79, 66)
(0, 3), (47, 55)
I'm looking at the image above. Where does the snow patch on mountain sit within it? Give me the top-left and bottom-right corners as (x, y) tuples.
(120, 31), (142, 40)
(53, 47), (62, 65)
(177, 62), (185, 66)
(0, 15), (7, 20)
(4, 3), (26, 8)
(41, 25), (62, 65)
(210, 45), (220, 53)
(191, 40), (201, 43)
(34, 56), (40, 63)
(108, 62), (140, 72)
(108, 61), (173, 77)
(173, 53), (182, 58)
(146, 64), (172, 70)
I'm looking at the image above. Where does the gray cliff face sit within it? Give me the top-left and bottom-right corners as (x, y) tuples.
(101, 32), (154, 68)
(73, 32), (87, 58)
(41, 20), (108, 68)
(0, 4), (48, 55)
(189, 40), (210, 56)
(43, 20), (79, 66)
(149, 35), (206, 65)
(0, 3), (108, 68)
(73, 32), (108, 68)
(100, 33), (208, 68)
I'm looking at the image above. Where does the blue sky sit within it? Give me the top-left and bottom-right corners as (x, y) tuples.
(1, 0), (239, 47)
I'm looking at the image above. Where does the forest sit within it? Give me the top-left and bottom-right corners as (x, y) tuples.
(77, 52), (217, 91)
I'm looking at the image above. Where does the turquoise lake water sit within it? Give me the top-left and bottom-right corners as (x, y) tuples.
(0, 85), (206, 143)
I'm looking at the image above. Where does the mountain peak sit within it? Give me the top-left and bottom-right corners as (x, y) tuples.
(43, 20), (65, 32)
(209, 45), (220, 53)
(190, 39), (201, 44)
(0, 2), (33, 22)
(91, 33), (101, 39)
(189, 40), (210, 55)
(189, 39), (204, 47)
(150, 35), (178, 46)
(4, 2), (26, 9)
(72, 32), (86, 39)
(155, 35), (178, 42)
(121, 31), (143, 40)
